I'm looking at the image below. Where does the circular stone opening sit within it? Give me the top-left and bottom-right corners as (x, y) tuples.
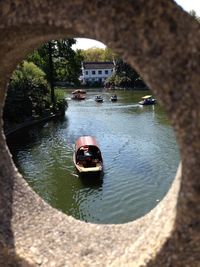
(4, 37), (180, 224)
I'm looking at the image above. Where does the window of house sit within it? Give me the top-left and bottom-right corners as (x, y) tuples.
(98, 70), (102, 74)
(105, 70), (109, 74)
(85, 71), (88, 75)
(92, 70), (96, 75)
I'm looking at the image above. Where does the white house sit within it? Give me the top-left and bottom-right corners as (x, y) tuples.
(80, 61), (115, 84)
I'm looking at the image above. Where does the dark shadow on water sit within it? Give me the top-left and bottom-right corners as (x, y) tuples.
(6, 116), (69, 147)
(79, 172), (104, 187)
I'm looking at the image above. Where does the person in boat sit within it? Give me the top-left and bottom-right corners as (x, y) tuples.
(77, 146), (92, 167)
(82, 146), (101, 167)
(110, 94), (117, 101)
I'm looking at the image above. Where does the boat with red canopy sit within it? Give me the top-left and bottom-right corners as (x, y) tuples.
(73, 136), (103, 173)
(71, 89), (86, 100)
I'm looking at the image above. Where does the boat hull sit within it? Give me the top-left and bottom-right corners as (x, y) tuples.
(71, 96), (86, 100)
(73, 154), (103, 173)
(139, 100), (156, 105)
(95, 96), (103, 102)
(110, 95), (117, 102)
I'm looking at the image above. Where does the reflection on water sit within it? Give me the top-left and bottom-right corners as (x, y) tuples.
(7, 89), (180, 224)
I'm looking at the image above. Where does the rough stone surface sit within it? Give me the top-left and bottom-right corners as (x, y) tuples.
(0, 0), (200, 266)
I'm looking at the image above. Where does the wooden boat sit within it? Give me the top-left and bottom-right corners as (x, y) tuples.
(95, 95), (103, 102)
(110, 95), (117, 102)
(138, 95), (156, 105)
(73, 136), (103, 173)
(71, 89), (86, 100)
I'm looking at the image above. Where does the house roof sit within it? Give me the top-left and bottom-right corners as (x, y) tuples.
(82, 62), (114, 70)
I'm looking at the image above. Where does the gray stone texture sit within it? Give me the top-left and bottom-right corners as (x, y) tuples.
(0, 0), (200, 266)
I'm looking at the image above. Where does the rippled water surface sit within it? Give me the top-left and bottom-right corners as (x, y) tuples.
(8, 89), (180, 224)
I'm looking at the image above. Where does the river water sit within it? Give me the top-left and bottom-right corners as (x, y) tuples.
(7, 89), (180, 224)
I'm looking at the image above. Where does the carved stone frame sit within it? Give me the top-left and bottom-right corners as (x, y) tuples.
(0, 1), (200, 266)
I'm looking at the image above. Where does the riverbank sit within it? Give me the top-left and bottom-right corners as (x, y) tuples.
(55, 84), (149, 91)
(4, 87), (68, 137)
(4, 111), (65, 137)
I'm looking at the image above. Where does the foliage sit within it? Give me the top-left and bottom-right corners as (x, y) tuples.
(27, 39), (83, 85)
(4, 39), (86, 128)
(4, 61), (50, 122)
(11, 61), (47, 86)
(54, 88), (68, 115)
(189, 10), (200, 22)
(80, 47), (118, 62)
(105, 59), (147, 89)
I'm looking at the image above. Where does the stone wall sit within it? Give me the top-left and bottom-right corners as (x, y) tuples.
(0, 0), (200, 266)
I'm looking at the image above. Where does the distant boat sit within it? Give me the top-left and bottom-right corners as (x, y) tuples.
(138, 95), (156, 105)
(95, 95), (103, 102)
(71, 89), (86, 100)
(73, 136), (103, 174)
(110, 95), (117, 102)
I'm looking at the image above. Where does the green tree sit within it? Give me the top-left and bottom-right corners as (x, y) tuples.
(189, 10), (200, 21)
(103, 47), (118, 61)
(4, 61), (49, 123)
(114, 59), (138, 80)
(81, 48), (104, 61)
(106, 59), (142, 88)
(47, 41), (55, 108)
(27, 41), (55, 109)
(27, 39), (83, 86)
(80, 47), (118, 62)
(27, 39), (83, 110)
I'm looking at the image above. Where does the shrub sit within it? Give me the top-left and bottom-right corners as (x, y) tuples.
(4, 61), (50, 122)
(54, 88), (68, 115)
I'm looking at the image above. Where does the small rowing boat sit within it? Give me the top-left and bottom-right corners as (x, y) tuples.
(73, 136), (103, 174)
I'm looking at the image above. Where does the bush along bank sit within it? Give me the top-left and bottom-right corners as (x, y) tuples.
(3, 61), (68, 135)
